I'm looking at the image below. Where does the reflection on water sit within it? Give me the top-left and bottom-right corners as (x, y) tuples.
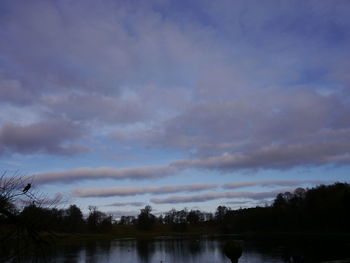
(6, 236), (350, 263)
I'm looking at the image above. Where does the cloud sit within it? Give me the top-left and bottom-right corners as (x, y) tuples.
(72, 180), (330, 199)
(0, 72), (35, 105)
(222, 180), (329, 189)
(1, 0), (350, 182)
(150, 189), (294, 204)
(105, 202), (145, 207)
(0, 0), (226, 150)
(33, 165), (178, 184)
(33, 148), (349, 184)
(72, 183), (218, 198)
(225, 200), (254, 205)
(43, 92), (149, 124)
(117, 88), (350, 171)
(0, 0), (215, 106)
(0, 120), (88, 156)
(173, 140), (350, 171)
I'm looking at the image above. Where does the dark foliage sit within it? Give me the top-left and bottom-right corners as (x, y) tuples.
(118, 215), (136, 225)
(64, 204), (85, 232)
(219, 183), (350, 233)
(86, 206), (112, 233)
(137, 205), (156, 230)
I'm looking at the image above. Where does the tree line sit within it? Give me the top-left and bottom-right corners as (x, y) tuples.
(126, 182), (350, 233)
(1, 175), (349, 237)
(216, 182), (350, 233)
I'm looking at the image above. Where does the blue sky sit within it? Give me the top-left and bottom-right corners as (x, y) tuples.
(1, 0), (350, 217)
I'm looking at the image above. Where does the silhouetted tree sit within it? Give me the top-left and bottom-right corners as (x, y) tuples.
(164, 208), (177, 224)
(137, 205), (156, 230)
(0, 172), (61, 261)
(215, 206), (229, 222)
(219, 182), (350, 233)
(87, 206), (111, 233)
(64, 205), (84, 232)
(118, 215), (136, 225)
(187, 210), (202, 225)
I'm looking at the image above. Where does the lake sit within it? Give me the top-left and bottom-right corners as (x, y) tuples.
(5, 235), (350, 262)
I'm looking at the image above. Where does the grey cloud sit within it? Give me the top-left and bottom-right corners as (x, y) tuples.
(1, 0), (349, 175)
(105, 202), (145, 207)
(0, 0), (221, 129)
(118, 88), (350, 171)
(150, 189), (293, 204)
(33, 142), (349, 183)
(43, 93), (149, 124)
(34, 165), (178, 185)
(173, 140), (350, 171)
(170, 91), (345, 150)
(225, 200), (254, 205)
(0, 73), (35, 105)
(222, 180), (328, 189)
(0, 120), (88, 156)
(0, 0), (214, 97)
(72, 183), (218, 198)
(202, 0), (350, 45)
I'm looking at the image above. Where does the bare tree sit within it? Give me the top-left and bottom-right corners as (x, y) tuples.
(0, 171), (62, 262)
(0, 171), (34, 221)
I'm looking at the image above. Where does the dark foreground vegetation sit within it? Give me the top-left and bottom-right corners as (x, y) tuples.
(1, 173), (349, 261)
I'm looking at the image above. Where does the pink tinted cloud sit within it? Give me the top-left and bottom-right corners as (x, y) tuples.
(72, 183), (218, 198)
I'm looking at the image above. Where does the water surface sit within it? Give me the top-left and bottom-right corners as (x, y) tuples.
(29, 237), (294, 262)
(7, 235), (350, 262)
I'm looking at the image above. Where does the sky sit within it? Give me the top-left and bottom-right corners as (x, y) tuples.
(1, 0), (350, 217)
